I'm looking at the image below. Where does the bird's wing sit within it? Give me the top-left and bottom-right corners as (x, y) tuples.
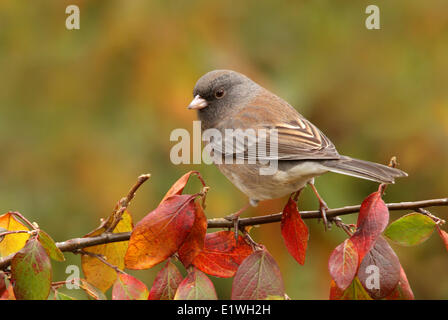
(207, 93), (341, 161)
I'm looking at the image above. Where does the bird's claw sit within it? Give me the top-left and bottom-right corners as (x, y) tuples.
(224, 213), (240, 240)
(319, 200), (331, 231)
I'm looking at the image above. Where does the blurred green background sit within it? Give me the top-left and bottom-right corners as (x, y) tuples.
(0, 0), (447, 299)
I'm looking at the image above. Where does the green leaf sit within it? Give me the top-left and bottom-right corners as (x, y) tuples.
(38, 230), (65, 262)
(11, 237), (52, 300)
(384, 213), (436, 246)
(55, 291), (76, 300)
(330, 277), (372, 300)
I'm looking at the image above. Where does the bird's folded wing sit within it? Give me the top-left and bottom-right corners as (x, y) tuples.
(208, 103), (341, 161)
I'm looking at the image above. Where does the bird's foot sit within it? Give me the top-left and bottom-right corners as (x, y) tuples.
(224, 213), (241, 240)
(318, 199), (331, 231)
(308, 182), (331, 231)
(224, 203), (250, 240)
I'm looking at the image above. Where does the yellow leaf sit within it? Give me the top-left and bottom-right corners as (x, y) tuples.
(0, 213), (30, 257)
(81, 211), (133, 292)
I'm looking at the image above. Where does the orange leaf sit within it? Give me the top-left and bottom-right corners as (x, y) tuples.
(178, 201), (207, 267)
(437, 226), (448, 252)
(160, 171), (206, 204)
(193, 231), (253, 278)
(125, 194), (196, 269)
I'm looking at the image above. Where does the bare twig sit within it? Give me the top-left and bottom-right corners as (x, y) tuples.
(0, 230), (32, 238)
(106, 173), (151, 232)
(0, 197), (446, 270)
(87, 174), (151, 235)
(416, 208), (446, 225)
(9, 211), (37, 230)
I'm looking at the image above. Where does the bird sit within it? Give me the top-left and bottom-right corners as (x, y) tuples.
(187, 69), (407, 230)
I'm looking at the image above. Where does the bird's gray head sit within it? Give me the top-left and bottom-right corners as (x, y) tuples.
(187, 70), (259, 129)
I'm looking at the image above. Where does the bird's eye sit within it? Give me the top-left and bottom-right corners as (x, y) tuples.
(215, 89), (225, 99)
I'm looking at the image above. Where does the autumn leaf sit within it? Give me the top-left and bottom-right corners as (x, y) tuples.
(82, 211), (133, 292)
(79, 279), (107, 300)
(350, 190), (389, 263)
(437, 226), (448, 252)
(160, 171), (206, 204)
(0, 271), (6, 297)
(0, 284), (14, 300)
(281, 196), (309, 265)
(112, 273), (149, 300)
(357, 236), (400, 299)
(125, 195), (196, 269)
(384, 213), (436, 246)
(38, 230), (65, 262)
(0, 212), (30, 257)
(174, 267), (217, 300)
(329, 277), (372, 300)
(192, 231), (253, 278)
(178, 201), (207, 267)
(54, 292), (76, 300)
(231, 248), (285, 300)
(328, 238), (358, 290)
(11, 236), (52, 300)
(385, 265), (414, 300)
(148, 260), (183, 300)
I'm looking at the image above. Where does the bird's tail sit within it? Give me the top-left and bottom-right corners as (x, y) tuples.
(321, 156), (408, 184)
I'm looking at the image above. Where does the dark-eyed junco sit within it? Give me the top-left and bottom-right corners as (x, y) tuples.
(187, 70), (407, 227)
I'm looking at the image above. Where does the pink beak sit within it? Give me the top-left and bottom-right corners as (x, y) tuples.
(187, 95), (208, 110)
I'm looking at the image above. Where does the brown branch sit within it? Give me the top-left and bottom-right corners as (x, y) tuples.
(0, 197), (446, 270)
(207, 197), (448, 228)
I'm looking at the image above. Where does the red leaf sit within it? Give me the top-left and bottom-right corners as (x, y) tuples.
(357, 236), (400, 299)
(148, 260), (183, 300)
(328, 238), (358, 290)
(112, 273), (149, 300)
(281, 196), (309, 265)
(125, 194), (196, 269)
(437, 226), (448, 252)
(178, 201), (207, 267)
(192, 231), (253, 278)
(160, 171), (206, 204)
(231, 248), (285, 300)
(385, 265), (414, 300)
(350, 190), (389, 263)
(0, 272), (7, 298)
(174, 267), (217, 300)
